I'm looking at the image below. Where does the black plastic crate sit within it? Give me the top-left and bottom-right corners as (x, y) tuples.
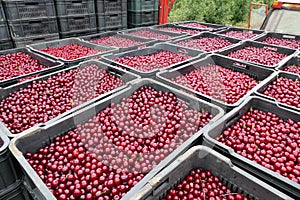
(57, 14), (96, 33)
(128, 10), (158, 25)
(0, 22), (10, 41)
(80, 31), (157, 52)
(135, 146), (292, 200)
(127, 22), (157, 29)
(13, 33), (59, 48)
(176, 20), (227, 32)
(0, 60), (139, 138)
(254, 32), (300, 50)
(8, 17), (58, 39)
(0, 134), (20, 193)
(120, 27), (186, 41)
(276, 55), (300, 74)
(28, 38), (116, 65)
(157, 54), (275, 112)
(55, 0), (95, 16)
(0, 3), (5, 22)
(203, 96), (300, 199)
(127, 0), (158, 11)
(103, 43), (206, 77)
(0, 179), (31, 200)
(97, 12), (127, 30)
(9, 78), (223, 200)
(2, 0), (56, 20)
(0, 48), (64, 88)
(151, 23), (203, 35)
(172, 32), (241, 53)
(0, 39), (14, 51)
(254, 71), (300, 113)
(216, 26), (266, 40)
(96, 0), (127, 14)
(217, 40), (297, 68)
(59, 29), (97, 39)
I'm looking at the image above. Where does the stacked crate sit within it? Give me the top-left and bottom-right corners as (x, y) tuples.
(127, 0), (159, 28)
(55, 0), (97, 38)
(0, 3), (13, 50)
(2, 0), (59, 47)
(95, 0), (127, 32)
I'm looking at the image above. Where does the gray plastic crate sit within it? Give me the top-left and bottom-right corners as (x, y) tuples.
(103, 43), (206, 77)
(8, 17), (58, 39)
(9, 78), (223, 200)
(0, 48), (64, 88)
(0, 134), (20, 193)
(203, 96), (300, 199)
(127, 0), (158, 11)
(128, 10), (158, 25)
(150, 23), (203, 35)
(96, 0), (127, 14)
(2, 0), (56, 20)
(97, 12), (127, 30)
(176, 20), (227, 32)
(254, 32), (300, 50)
(13, 33), (59, 48)
(255, 71), (300, 113)
(0, 22), (10, 41)
(157, 54), (275, 112)
(216, 26), (266, 40)
(80, 31), (157, 52)
(0, 39), (14, 51)
(0, 178), (31, 200)
(57, 14), (96, 33)
(120, 27), (186, 41)
(133, 146), (292, 200)
(0, 60), (139, 138)
(217, 40), (297, 68)
(55, 0), (95, 16)
(172, 31), (241, 53)
(276, 55), (300, 74)
(28, 38), (117, 65)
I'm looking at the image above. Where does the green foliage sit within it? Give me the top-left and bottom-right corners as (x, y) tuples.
(169, 0), (273, 25)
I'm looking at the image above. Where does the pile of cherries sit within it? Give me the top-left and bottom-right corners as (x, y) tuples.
(0, 65), (124, 134)
(263, 37), (300, 49)
(113, 50), (191, 72)
(183, 23), (214, 30)
(0, 52), (48, 81)
(262, 76), (300, 109)
(26, 86), (213, 199)
(172, 65), (257, 104)
(283, 64), (300, 75)
(227, 46), (288, 67)
(217, 108), (300, 184)
(176, 37), (233, 52)
(41, 44), (102, 60)
(222, 30), (258, 40)
(90, 36), (142, 48)
(129, 30), (173, 40)
(162, 168), (252, 200)
(159, 27), (201, 35)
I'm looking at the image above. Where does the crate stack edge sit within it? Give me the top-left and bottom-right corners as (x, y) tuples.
(0, 2), (13, 50)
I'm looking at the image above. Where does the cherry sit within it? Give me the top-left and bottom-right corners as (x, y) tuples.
(128, 30), (174, 40)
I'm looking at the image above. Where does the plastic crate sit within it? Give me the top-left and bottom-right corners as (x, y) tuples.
(120, 27), (186, 41)
(151, 23), (203, 35)
(28, 38), (116, 65)
(0, 48), (64, 88)
(9, 78), (223, 200)
(203, 96), (300, 199)
(217, 40), (297, 68)
(59, 29), (97, 39)
(96, 0), (127, 14)
(8, 17), (58, 39)
(0, 60), (139, 138)
(97, 12), (127, 30)
(103, 43), (206, 77)
(127, 0), (158, 11)
(98, 24), (127, 32)
(172, 32), (241, 53)
(176, 20), (227, 32)
(55, 0), (95, 16)
(128, 10), (158, 25)
(216, 26), (266, 40)
(80, 31), (157, 52)
(0, 39), (14, 51)
(57, 14), (96, 33)
(157, 54), (275, 112)
(13, 33), (59, 48)
(0, 3), (5, 21)
(0, 179), (31, 200)
(0, 22), (10, 41)
(2, 0), (56, 20)
(127, 22), (157, 29)
(254, 71), (300, 113)
(254, 32), (300, 50)
(276, 55), (300, 74)
(0, 134), (20, 193)
(134, 146), (292, 200)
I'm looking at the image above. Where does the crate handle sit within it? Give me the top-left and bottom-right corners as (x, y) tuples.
(74, 16), (85, 20)
(29, 20), (43, 24)
(263, 46), (278, 52)
(178, 48), (188, 55)
(25, 2), (39, 6)
(232, 62), (248, 69)
(72, 0), (83, 4)
(144, 11), (153, 14)
(32, 37), (46, 42)
(282, 35), (295, 40)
